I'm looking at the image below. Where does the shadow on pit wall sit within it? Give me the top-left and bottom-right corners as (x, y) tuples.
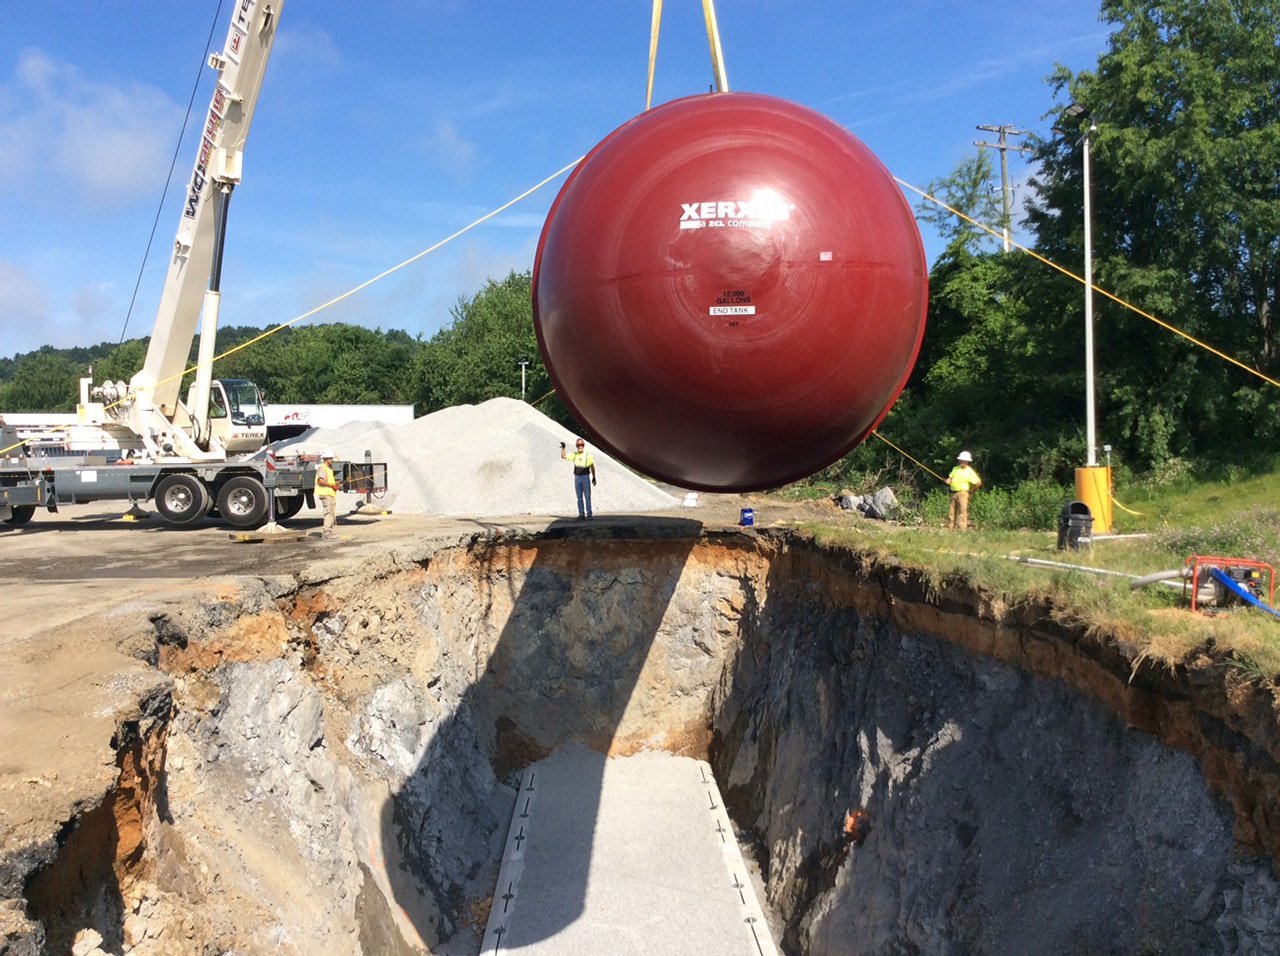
(378, 515), (703, 950)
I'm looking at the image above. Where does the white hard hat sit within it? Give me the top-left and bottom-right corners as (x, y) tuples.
(321, 449), (335, 459)
(957, 451), (973, 462)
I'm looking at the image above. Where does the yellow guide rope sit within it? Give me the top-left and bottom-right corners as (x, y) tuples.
(896, 178), (1280, 392)
(872, 431), (945, 483)
(0, 161), (583, 459)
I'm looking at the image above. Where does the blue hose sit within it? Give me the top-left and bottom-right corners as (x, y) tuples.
(1207, 568), (1280, 620)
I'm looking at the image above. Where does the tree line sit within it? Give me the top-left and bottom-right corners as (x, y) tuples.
(3, 0), (1278, 491)
(865, 0), (1280, 486)
(0, 270), (574, 432)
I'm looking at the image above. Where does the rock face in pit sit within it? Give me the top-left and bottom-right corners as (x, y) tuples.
(11, 525), (1280, 954)
(711, 545), (1274, 953)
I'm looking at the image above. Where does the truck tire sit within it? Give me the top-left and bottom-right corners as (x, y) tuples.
(273, 493), (306, 520)
(217, 476), (268, 528)
(3, 505), (35, 526)
(154, 474), (210, 526)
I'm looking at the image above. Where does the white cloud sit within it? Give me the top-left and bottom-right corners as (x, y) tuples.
(71, 283), (120, 345)
(446, 235), (538, 310)
(423, 119), (479, 179)
(823, 29), (1108, 125)
(0, 260), (132, 357)
(0, 260), (49, 338)
(272, 22), (342, 70)
(0, 50), (181, 209)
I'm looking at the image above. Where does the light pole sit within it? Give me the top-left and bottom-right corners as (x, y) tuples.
(1054, 103), (1097, 468)
(518, 354), (530, 401)
(1081, 118), (1097, 468)
(1054, 103), (1111, 533)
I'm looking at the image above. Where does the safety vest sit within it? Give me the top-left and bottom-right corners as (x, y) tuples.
(569, 450), (594, 470)
(948, 464), (981, 493)
(315, 462), (337, 499)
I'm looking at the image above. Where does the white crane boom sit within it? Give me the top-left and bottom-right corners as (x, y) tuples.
(120, 0), (284, 459)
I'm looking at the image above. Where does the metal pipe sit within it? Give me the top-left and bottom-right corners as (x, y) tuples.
(1009, 555), (1193, 594)
(191, 183), (234, 447)
(1128, 568), (1187, 590)
(1007, 555), (1137, 579)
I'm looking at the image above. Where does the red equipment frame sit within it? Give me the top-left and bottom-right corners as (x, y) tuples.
(1183, 554), (1276, 613)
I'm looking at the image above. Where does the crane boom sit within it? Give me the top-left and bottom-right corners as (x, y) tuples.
(122, 0), (284, 458)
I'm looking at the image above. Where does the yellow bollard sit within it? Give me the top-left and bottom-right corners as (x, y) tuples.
(1075, 466), (1113, 534)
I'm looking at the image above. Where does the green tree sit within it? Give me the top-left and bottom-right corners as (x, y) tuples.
(92, 339), (148, 385)
(0, 349), (84, 411)
(1027, 0), (1280, 468)
(916, 151), (1004, 259)
(419, 271), (550, 409)
(200, 323), (421, 406)
(891, 251), (1087, 483)
(883, 150), (1091, 485)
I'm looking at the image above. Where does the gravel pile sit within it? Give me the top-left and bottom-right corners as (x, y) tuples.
(273, 397), (676, 518)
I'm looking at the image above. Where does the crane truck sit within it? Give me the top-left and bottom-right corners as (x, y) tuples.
(0, 0), (387, 529)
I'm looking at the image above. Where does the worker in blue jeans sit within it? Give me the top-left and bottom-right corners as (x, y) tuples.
(560, 438), (597, 519)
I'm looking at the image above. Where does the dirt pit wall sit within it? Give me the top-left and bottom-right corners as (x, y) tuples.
(10, 524), (1280, 954)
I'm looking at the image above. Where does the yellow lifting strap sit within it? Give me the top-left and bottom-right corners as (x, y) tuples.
(701, 0), (730, 94)
(646, 0), (729, 111)
(646, 0), (663, 110)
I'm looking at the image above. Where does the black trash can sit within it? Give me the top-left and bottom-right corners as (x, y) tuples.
(1057, 501), (1093, 551)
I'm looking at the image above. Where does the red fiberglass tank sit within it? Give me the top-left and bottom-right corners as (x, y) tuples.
(533, 92), (928, 492)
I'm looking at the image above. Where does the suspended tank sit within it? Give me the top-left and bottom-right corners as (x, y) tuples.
(533, 92), (928, 491)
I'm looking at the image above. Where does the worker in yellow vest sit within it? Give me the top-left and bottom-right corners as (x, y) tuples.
(946, 450), (982, 531)
(315, 450), (339, 538)
(560, 437), (597, 519)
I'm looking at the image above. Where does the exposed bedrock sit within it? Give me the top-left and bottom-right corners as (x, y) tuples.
(11, 525), (1280, 954)
(712, 548), (1273, 954)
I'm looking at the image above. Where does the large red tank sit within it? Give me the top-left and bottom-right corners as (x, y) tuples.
(533, 92), (927, 492)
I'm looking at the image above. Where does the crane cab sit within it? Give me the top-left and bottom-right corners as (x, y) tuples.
(190, 378), (268, 455)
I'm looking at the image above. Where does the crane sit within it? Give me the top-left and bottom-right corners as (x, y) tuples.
(2, 0), (387, 530)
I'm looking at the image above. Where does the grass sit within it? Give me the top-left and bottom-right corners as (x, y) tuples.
(790, 466), (1280, 682)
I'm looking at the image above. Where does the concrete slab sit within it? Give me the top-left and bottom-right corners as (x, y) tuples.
(482, 745), (777, 955)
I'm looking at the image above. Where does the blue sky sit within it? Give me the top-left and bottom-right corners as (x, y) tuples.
(0, 1), (1109, 359)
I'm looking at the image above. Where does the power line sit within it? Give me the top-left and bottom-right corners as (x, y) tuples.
(974, 124), (1031, 253)
(119, 0), (226, 344)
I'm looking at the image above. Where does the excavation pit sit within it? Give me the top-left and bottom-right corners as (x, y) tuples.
(13, 522), (1280, 954)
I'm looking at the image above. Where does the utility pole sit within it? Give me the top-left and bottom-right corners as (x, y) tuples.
(974, 124), (1031, 252)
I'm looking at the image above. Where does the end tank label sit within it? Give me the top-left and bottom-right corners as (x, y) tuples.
(709, 289), (755, 317)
